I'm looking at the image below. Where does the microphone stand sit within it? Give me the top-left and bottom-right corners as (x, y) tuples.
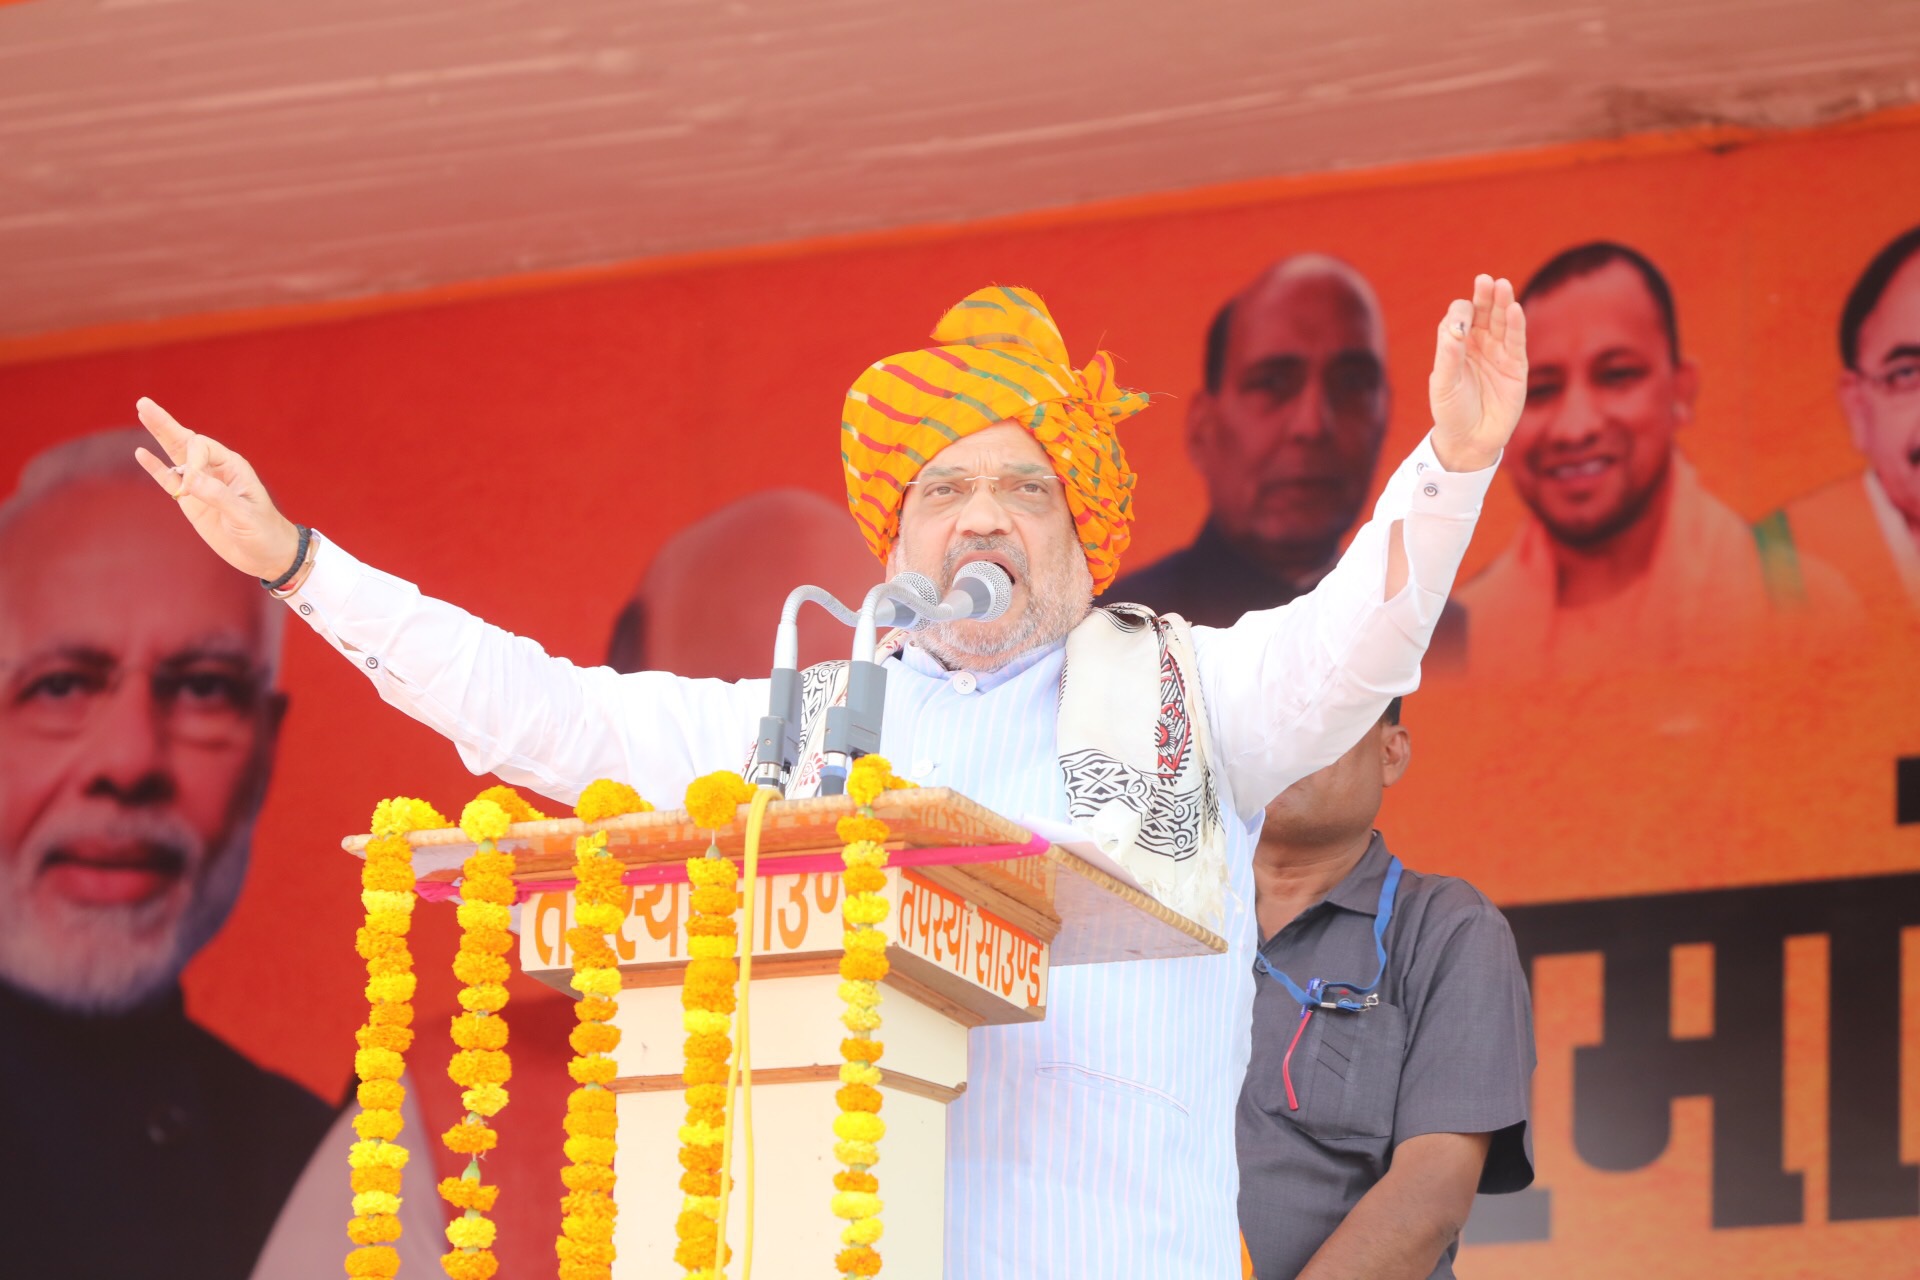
(751, 586), (858, 792)
(818, 579), (929, 796)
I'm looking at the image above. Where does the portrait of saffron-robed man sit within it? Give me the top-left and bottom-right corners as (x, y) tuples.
(129, 274), (1529, 1280)
(0, 430), (332, 1280)
(1457, 241), (1851, 681)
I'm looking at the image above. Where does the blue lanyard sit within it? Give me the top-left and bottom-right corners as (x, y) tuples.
(1254, 855), (1403, 1011)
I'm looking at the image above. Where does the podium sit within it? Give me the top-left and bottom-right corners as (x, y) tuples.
(345, 788), (1224, 1278)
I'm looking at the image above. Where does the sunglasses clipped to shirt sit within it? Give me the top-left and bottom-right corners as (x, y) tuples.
(1252, 856), (1403, 1111)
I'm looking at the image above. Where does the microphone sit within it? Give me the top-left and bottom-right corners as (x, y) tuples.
(870, 571), (941, 632)
(933, 561), (1014, 622)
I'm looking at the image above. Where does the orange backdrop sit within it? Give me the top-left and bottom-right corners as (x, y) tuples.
(2, 109), (1916, 1276)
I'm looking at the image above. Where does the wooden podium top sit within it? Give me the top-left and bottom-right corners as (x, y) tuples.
(342, 788), (1225, 966)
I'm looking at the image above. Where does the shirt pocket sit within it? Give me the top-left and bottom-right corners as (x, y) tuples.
(1247, 1003), (1407, 1142)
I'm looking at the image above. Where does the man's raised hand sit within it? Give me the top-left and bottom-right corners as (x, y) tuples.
(1427, 273), (1528, 474)
(133, 398), (302, 581)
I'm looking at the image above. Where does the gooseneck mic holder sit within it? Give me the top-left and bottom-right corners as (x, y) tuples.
(818, 573), (939, 796)
(752, 586), (860, 791)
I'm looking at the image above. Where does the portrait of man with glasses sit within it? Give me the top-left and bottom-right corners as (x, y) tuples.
(1758, 223), (1920, 623)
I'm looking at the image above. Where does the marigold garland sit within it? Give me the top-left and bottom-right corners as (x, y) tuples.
(831, 756), (912, 1278)
(345, 796), (446, 1280)
(436, 794), (523, 1280)
(557, 780), (651, 1280)
(675, 771), (753, 1277)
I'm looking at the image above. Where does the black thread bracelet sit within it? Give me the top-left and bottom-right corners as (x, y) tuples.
(261, 524), (312, 592)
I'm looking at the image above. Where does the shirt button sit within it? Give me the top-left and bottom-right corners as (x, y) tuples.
(1422, 483), (1439, 498)
(298, 603), (313, 616)
(953, 672), (977, 694)
(366, 656), (380, 670)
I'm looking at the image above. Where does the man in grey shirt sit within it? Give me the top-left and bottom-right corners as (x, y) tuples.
(1238, 698), (1534, 1279)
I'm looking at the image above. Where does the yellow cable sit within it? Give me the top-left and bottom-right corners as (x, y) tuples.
(717, 785), (776, 1280)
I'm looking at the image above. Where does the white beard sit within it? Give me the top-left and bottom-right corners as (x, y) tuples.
(908, 536), (1094, 671)
(0, 809), (253, 1015)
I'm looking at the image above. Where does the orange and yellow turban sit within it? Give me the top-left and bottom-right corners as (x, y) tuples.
(840, 285), (1150, 596)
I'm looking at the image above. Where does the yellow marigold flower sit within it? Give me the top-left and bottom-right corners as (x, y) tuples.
(353, 1109), (404, 1142)
(455, 900), (512, 932)
(677, 1121), (726, 1148)
(841, 1216), (884, 1246)
(834, 1111), (886, 1142)
(462, 1083), (510, 1116)
(841, 1005), (883, 1032)
(351, 1189), (401, 1217)
(344, 1243), (401, 1278)
(560, 1212), (615, 1246)
(833, 1138), (879, 1166)
(445, 1215), (497, 1250)
(842, 840), (888, 869)
(565, 1134), (619, 1167)
(576, 778), (653, 822)
(836, 814), (891, 844)
(840, 1061), (883, 1087)
(355, 1047), (405, 1081)
(843, 894), (889, 925)
(830, 1190), (883, 1220)
(359, 889), (415, 915)
(458, 982), (510, 1013)
(438, 1177), (501, 1212)
(569, 968), (622, 998)
(684, 771), (755, 828)
(351, 1165), (403, 1195)
(690, 884), (738, 916)
(568, 1055), (618, 1086)
(474, 783), (551, 823)
(347, 1213), (402, 1245)
(371, 796), (449, 837)
(685, 854), (736, 888)
(458, 797), (512, 843)
(687, 934), (737, 960)
(837, 979), (882, 1009)
(365, 909), (413, 937)
(682, 1008), (730, 1036)
(348, 1139), (410, 1169)
(573, 901), (623, 932)
(568, 1086), (617, 1114)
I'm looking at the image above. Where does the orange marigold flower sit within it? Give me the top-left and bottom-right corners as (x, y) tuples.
(344, 1243), (401, 1278)
(437, 1176), (501, 1212)
(690, 884), (739, 916)
(449, 1012), (509, 1051)
(576, 996), (618, 1023)
(836, 814), (891, 844)
(453, 951), (512, 987)
(684, 770), (755, 828)
(575, 778), (653, 822)
(368, 1001), (414, 1028)
(561, 1162), (618, 1194)
(442, 1119), (499, 1155)
(357, 1079), (405, 1111)
(837, 1243), (884, 1276)
(352, 1109), (404, 1142)
(563, 1107), (618, 1140)
(567, 1055), (618, 1086)
(346, 1213), (403, 1246)
(835, 1170), (880, 1193)
(438, 1248), (499, 1280)
(569, 1021), (621, 1057)
(448, 1048), (513, 1086)
(355, 1024), (414, 1054)
(836, 1083), (884, 1113)
(841, 1038), (886, 1063)
(839, 952), (889, 982)
(474, 783), (551, 823)
(350, 1166), (403, 1196)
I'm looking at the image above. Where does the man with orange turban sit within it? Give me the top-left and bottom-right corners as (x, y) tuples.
(130, 273), (1527, 1279)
